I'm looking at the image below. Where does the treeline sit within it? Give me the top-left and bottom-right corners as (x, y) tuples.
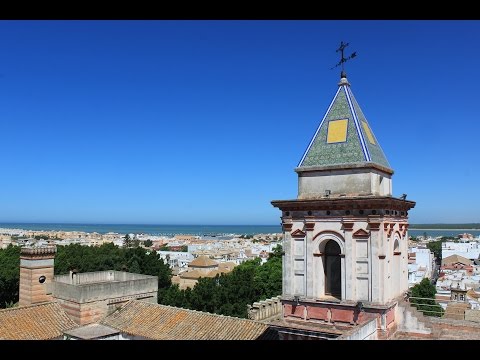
(157, 244), (188, 252)
(426, 237), (456, 264)
(411, 223), (480, 230)
(0, 243), (172, 309)
(159, 246), (282, 318)
(0, 245), (21, 308)
(0, 243), (282, 318)
(54, 243), (172, 289)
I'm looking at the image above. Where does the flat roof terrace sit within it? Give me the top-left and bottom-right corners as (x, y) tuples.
(52, 270), (158, 304)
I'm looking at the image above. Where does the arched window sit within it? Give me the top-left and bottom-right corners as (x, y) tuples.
(324, 240), (341, 297)
(394, 239), (400, 252)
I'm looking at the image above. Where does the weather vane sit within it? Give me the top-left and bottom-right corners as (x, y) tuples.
(331, 41), (357, 77)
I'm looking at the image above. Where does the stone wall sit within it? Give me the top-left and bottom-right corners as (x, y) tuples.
(465, 309), (480, 322)
(52, 270), (158, 325)
(55, 292), (157, 325)
(248, 296), (282, 321)
(337, 318), (378, 340)
(428, 317), (480, 340)
(55, 270), (151, 285)
(53, 272), (158, 303)
(395, 299), (432, 336)
(297, 166), (393, 199)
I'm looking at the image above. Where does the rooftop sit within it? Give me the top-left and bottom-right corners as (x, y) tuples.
(102, 300), (273, 340)
(442, 254), (473, 266)
(297, 75), (391, 172)
(0, 302), (77, 340)
(63, 323), (120, 340)
(189, 255), (218, 268)
(180, 269), (202, 279)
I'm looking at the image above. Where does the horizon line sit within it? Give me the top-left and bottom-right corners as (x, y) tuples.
(0, 221), (479, 226)
(0, 222), (282, 226)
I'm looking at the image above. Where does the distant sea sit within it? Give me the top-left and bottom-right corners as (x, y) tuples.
(0, 223), (282, 236)
(0, 223), (479, 238)
(409, 229), (480, 238)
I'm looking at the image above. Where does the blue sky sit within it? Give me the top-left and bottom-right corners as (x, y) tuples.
(0, 20), (478, 225)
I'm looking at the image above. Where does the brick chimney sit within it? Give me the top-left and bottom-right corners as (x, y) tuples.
(19, 246), (56, 306)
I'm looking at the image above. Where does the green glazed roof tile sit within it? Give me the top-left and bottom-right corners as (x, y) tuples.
(298, 78), (391, 171)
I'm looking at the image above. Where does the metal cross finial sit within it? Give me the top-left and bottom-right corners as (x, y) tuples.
(331, 41), (357, 76)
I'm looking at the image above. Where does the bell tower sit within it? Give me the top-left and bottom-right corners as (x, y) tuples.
(271, 51), (415, 337)
(19, 246), (56, 306)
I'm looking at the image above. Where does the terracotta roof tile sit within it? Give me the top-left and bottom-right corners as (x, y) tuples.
(0, 302), (77, 340)
(189, 256), (218, 268)
(218, 262), (236, 272)
(442, 254), (473, 266)
(467, 289), (480, 299)
(180, 269), (203, 279)
(102, 300), (270, 340)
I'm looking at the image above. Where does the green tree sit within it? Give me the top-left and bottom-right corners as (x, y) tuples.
(0, 245), (21, 308)
(159, 284), (191, 308)
(55, 243), (171, 293)
(123, 234), (132, 248)
(0, 242), (172, 309)
(157, 245), (283, 319)
(255, 255), (282, 300)
(144, 239), (153, 247)
(410, 278), (444, 317)
(427, 238), (450, 264)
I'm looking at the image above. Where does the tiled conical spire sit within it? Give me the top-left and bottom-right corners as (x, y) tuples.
(298, 74), (391, 171)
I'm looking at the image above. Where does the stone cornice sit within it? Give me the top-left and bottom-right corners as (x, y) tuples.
(271, 197), (415, 212)
(20, 246), (56, 259)
(294, 162), (394, 175)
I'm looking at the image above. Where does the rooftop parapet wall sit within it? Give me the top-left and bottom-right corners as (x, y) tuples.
(53, 271), (158, 303)
(55, 270), (155, 284)
(55, 271), (114, 285)
(248, 296), (282, 322)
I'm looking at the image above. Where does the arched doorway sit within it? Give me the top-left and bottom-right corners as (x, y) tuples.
(324, 240), (341, 298)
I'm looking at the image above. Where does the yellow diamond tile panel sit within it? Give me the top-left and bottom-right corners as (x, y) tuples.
(361, 121), (376, 145)
(326, 119), (348, 143)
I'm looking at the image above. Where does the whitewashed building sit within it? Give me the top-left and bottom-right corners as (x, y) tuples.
(408, 247), (434, 287)
(442, 241), (480, 261)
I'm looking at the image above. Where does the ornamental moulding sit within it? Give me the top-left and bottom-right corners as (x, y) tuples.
(342, 222), (354, 231)
(305, 222), (315, 231)
(291, 229), (307, 237)
(352, 228), (369, 238)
